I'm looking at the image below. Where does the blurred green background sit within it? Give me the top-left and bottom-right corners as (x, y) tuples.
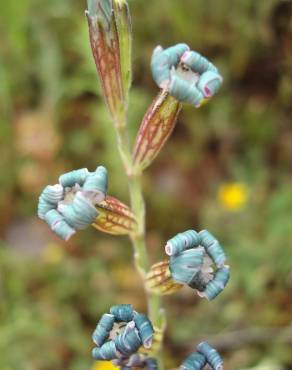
(0, 0), (291, 369)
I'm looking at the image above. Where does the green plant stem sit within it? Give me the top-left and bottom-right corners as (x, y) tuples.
(114, 113), (165, 370)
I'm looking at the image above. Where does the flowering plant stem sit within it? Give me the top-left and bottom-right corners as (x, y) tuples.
(114, 114), (165, 370)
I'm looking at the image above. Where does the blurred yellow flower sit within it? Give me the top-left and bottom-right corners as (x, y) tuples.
(42, 243), (65, 264)
(218, 182), (248, 211)
(91, 361), (119, 370)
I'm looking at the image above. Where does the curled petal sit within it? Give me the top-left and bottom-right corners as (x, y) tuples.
(59, 168), (89, 188)
(45, 209), (76, 241)
(145, 260), (183, 296)
(133, 313), (154, 348)
(38, 184), (64, 220)
(93, 196), (137, 235)
(165, 229), (201, 256)
(92, 313), (115, 347)
(92, 340), (120, 360)
(197, 342), (223, 370)
(181, 50), (218, 74)
(110, 304), (134, 322)
(133, 90), (182, 172)
(83, 166), (108, 203)
(114, 322), (142, 356)
(169, 248), (205, 285)
(151, 43), (190, 88)
(199, 230), (226, 267)
(140, 325), (163, 357)
(180, 352), (206, 370)
(198, 266), (230, 300)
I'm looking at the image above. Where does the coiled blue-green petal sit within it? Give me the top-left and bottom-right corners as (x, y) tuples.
(165, 230), (201, 256)
(151, 43), (189, 88)
(133, 313), (154, 348)
(110, 304), (134, 322)
(57, 204), (86, 230)
(59, 168), (88, 188)
(38, 198), (55, 220)
(180, 352), (207, 370)
(58, 192), (98, 230)
(40, 184), (64, 204)
(44, 209), (76, 240)
(92, 340), (119, 360)
(114, 322), (142, 356)
(181, 51), (218, 74)
(170, 248), (204, 285)
(72, 192), (98, 225)
(83, 166), (108, 202)
(92, 313), (115, 347)
(38, 184), (64, 219)
(197, 342), (223, 370)
(199, 230), (226, 267)
(201, 266), (230, 300)
(169, 71), (204, 107)
(197, 71), (223, 98)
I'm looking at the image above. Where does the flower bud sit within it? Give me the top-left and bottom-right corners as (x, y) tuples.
(86, 0), (132, 125)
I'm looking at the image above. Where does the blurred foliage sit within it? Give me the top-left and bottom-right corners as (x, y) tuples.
(0, 0), (292, 369)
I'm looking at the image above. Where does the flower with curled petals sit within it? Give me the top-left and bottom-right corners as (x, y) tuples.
(146, 229), (230, 300)
(151, 43), (223, 107)
(92, 304), (155, 366)
(38, 166), (108, 240)
(133, 44), (223, 172)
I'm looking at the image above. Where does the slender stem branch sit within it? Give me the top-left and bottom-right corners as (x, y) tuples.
(114, 111), (165, 369)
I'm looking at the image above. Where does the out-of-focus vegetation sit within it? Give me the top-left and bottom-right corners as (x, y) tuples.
(0, 0), (291, 369)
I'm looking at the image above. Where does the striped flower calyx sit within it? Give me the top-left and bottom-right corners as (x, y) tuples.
(151, 44), (223, 107)
(92, 304), (154, 363)
(147, 229), (230, 300)
(145, 260), (183, 296)
(180, 342), (223, 370)
(86, 0), (132, 125)
(37, 166), (108, 240)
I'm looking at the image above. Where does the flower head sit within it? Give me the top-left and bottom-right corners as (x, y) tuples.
(181, 342), (223, 370)
(151, 44), (223, 107)
(146, 229), (230, 300)
(92, 304), (154, 362)
(37, 166), (108, 240)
